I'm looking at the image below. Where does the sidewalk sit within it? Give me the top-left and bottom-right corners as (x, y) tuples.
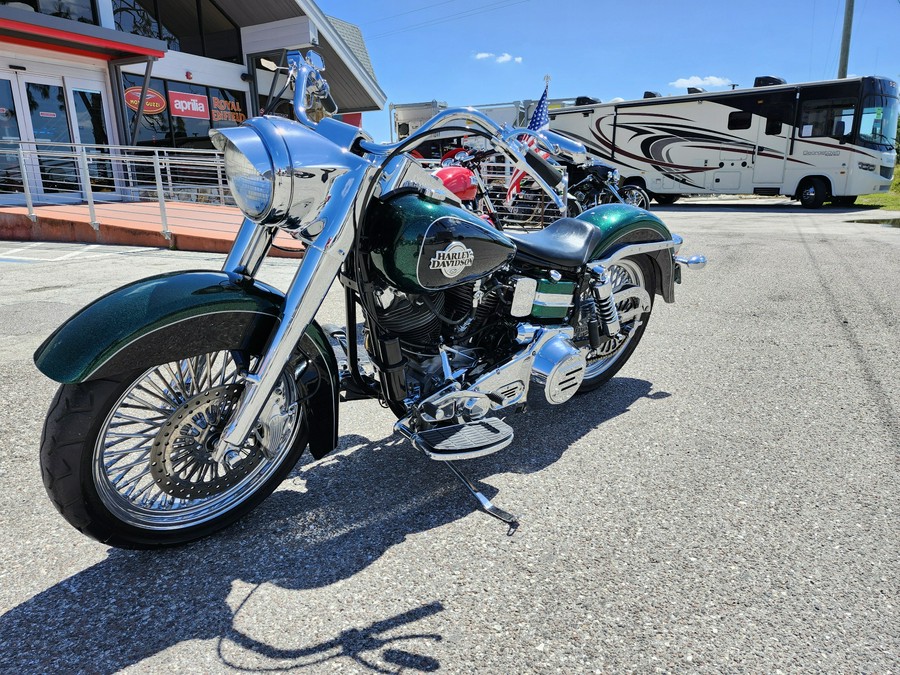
(0, 200), (304, 258)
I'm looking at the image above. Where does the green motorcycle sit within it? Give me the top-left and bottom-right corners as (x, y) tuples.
(34, 51), (706, 548)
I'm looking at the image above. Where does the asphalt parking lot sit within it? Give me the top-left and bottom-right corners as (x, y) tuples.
(0, 198), (897, 673)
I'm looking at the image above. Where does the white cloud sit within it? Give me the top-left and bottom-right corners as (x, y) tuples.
(474, 51), (523, 64)
(669, 75), (733, 89)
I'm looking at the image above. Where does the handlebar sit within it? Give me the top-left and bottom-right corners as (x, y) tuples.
(281, 50), (589, 213)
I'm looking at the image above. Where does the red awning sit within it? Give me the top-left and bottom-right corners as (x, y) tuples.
(0, 15), (165, 61)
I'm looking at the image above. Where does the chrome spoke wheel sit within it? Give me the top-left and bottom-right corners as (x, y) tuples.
(582, 258), (647, 380)
(92, 351), (301, 530)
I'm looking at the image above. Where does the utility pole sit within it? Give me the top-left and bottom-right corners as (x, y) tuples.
(837, 0), (854, 78)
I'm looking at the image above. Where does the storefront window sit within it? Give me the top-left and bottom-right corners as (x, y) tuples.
(122, 73), (172, 147)
(168, 81), (210, 148)
(112, 0), (166, 41)
(7, 0), (97, 24)
(112, 0), (240, 62)
(122, 75), (247, 147)
(209, 87), (247, 128)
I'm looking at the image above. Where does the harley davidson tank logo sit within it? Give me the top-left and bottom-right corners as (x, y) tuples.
(430, 241), (475, 278)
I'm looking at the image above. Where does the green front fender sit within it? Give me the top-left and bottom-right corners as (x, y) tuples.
(576, 204), (678, 303)
(34, 270), (340, 459)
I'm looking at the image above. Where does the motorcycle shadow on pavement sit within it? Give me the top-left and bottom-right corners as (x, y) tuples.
(0, 376), (662, 673)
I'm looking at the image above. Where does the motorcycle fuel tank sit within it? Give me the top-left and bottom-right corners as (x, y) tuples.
(369, 191), (516, 293)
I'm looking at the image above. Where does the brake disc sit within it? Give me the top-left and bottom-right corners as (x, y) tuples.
(149, 383), (263, 500)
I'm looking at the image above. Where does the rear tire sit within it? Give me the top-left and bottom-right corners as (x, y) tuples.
(831, 195), (857, 207)
(619, 185), (651, 209)
(652, 193), (680, 205)
(578, 255), (656, 392)
(40, 351), (308, 549)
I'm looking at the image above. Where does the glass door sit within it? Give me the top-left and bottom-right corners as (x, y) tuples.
(22, 76), (77, 195)
(0, 75), (24, 195)
(67, 81), (115, 193)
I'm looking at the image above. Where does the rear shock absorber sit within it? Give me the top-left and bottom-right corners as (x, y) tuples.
(588, 264), (620, 337)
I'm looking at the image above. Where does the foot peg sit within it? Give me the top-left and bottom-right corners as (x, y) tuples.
(411, 418), (514, 461)
(395, 417), (518, 529)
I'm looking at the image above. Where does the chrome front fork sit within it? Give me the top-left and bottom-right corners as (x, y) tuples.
(216, 168), (373, 458)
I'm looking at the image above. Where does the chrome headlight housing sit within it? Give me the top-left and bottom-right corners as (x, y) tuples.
(210, 117), (367, 240)
(608, 168), (620, 185)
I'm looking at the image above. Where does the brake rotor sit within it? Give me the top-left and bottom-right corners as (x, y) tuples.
(149, 383), (263, 500)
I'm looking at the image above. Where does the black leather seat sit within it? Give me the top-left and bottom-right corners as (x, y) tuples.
(504, 218), (605, 270)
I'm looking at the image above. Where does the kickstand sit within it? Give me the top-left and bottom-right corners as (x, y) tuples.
(443, 461), (519, 534)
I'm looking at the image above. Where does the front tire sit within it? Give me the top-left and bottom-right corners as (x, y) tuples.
(798, 178), (827, 209)
(578, 255), (656, 392)
(40, 351), (308, 548)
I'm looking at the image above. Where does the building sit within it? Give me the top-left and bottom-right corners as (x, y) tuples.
(0, 0), (384, 155)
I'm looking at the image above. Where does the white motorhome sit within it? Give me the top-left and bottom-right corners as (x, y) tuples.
(549, 76), (898, 207)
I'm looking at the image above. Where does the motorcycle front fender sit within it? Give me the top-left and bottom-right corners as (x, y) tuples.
(577, 204), (677, 303)
(33, 270), (340, 459)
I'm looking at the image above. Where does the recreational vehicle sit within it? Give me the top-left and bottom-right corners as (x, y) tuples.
(549, 76), (898, 208)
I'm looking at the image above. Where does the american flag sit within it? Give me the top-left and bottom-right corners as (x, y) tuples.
(505, 83), (550, 205)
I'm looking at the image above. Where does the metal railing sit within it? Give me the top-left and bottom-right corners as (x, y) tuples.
(0, 141), (234, 240)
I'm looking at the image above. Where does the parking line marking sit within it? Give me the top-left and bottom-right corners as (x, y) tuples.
(0, 242), (43, 256)
(55, 245), (100, 260)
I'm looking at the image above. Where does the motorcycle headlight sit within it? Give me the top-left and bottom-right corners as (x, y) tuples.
(609, 168), (620, 185)
(215, 126), (278, 221)
(210, 117), (366, 239)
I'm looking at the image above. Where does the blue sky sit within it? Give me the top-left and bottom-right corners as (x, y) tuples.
(315, 0), (900, 141)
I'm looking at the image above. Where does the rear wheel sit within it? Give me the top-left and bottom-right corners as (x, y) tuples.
(578, 255), (656, 392)
(653, 193), (681, 205)
(831, 195), (858, 207)
(798, 177), (827, 209)
(40, 350), (308, 548)
(619, 185), (651, 209)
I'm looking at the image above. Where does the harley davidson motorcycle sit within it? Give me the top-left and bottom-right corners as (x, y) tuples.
(566, 160), (652, 212)
(33, 51), (706, 548)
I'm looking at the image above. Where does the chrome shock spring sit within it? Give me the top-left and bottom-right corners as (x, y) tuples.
(591, 267), (621, 337)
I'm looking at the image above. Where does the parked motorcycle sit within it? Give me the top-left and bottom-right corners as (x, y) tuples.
(33, 51), (706, 548)
(567, 160), (652, 212)
(432, 147), (500, 223)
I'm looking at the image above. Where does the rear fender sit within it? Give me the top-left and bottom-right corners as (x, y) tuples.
(577, 204), (677, 303)
(34, 270), (339, 458)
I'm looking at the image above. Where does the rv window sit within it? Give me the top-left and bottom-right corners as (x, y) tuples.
(765, 118), (782, 135)
(799, 98), (855, 139)
(728, 111), (752, 130)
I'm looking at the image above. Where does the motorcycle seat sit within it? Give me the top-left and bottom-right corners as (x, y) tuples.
(504, 217), (605, 270)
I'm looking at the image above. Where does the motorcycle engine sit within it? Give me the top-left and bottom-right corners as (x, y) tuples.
(371, 271), (587, 409)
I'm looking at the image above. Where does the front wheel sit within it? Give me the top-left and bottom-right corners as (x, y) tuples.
(798, 178), (827, 209)
(578, 255), (656, 392)
(40, 350), (308, 548)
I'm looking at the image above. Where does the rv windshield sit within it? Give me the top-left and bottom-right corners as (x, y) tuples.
(857, 94), (899, 151)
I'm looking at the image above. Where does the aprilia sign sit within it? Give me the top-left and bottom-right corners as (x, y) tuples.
(168, 91), (209, 120)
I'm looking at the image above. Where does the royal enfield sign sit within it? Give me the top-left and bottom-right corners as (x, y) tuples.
(168, 91), (209, 120)
(124, 87), (167, 115)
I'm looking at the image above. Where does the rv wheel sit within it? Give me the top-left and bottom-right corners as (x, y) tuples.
(653, 193), (681, 205)
(798, 178), (827, 209)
